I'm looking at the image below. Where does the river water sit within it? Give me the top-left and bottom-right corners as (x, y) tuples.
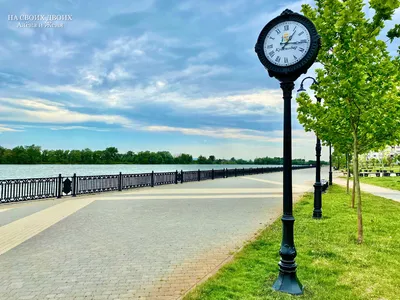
(0, 164), (281, 180)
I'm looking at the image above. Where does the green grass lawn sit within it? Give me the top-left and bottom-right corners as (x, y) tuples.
(359, 176), (400, 191)
(185, 185), (400, 300)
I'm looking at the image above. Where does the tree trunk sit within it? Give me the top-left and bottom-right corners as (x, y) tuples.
(352, 173), (355, 208)
(346, 153), (350, 194)
(352, 132), (363, 243)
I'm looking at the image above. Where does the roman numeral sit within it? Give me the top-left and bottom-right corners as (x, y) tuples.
(300, 39), (308, 43)
(293, 55), (298, 60)
(269, 51), (275, 57)
(298, 31), (304, 36)
(284, 25), (289, 31)
(275, 56), (281, 63)
(267, 44), (273, 49)
(270, 37), (275, 40)
(275, 28), (281, 34)
(284, 57), (288, 64)
(299, 47), (305, 53)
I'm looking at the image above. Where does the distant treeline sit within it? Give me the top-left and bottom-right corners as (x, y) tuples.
(0, 145), (326, 165)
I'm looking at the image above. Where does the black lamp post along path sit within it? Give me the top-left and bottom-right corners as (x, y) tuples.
(255, 9), (321, 295)
(297, 77), (322, 219)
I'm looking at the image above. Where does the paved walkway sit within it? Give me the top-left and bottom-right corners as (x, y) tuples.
(0, 168), (326, 300)
(334, 176), (400, 202)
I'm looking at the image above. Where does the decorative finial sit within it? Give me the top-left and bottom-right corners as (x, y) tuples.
(281, 9), (296, 16)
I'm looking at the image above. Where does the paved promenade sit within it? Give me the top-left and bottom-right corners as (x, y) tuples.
(0, 168), (326, 300)
(334, 176), (400, 202)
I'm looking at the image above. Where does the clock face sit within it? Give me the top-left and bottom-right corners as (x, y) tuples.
(263, 21), (311, 67)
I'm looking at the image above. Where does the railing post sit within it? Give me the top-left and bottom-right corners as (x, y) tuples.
(243, 167), (245, 176)
(57, 174), (62, 198)
(118, 172), (122, 191)
(175, 170), (178, 184)
(72, 173), (77, 197)
(181, 170), (184, 184)
(198, 169), (201, 181)
(224, 168), (227, 178)
(151, 171), (154, 187)
(234, 168), (237, 177)
(212, 169), (215, 180)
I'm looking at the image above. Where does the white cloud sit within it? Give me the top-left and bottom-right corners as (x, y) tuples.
(225, 0), (314, 33)
(156, 81), (166, 88)
(104, 0), (155, 15)
(161, 64), (230, 81)
(78, 33), (179, 87)
(175, 89), (283, 115)
(49, 125), (110, 132)
(107, 65), (133, 82)
(0, 125), (23, 133)
(187, 51), (220, 63)
(178, 0), (248, 16)
(7, 21), (35, 36)
(18, 77), (287, 116)
(64, 19), (99, 36)
(0, 97), (134, 127)
(143, 125), (315, 144)
(31, 39), (77, 63)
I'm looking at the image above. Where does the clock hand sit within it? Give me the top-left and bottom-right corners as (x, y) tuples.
(280, 41), (308, 45)
(281, 30), (297, 50)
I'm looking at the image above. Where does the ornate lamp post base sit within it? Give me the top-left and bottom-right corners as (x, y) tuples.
(273, 271), (304, 295)
(313, 182), (322, 219)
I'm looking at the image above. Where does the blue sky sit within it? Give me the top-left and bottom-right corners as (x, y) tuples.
(0, 0), (398, 160)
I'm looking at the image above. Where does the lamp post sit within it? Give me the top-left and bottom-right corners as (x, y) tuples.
(254, 10), (321, 295)
(329, 144), (333, 185)
(297, 76), (322, 219)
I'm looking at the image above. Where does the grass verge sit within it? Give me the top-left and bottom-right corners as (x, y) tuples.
(184, 185), (400, 300)
(359, 176), (400, 191)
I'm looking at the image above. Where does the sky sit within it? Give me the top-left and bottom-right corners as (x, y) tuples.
(0, 0), (398, 160)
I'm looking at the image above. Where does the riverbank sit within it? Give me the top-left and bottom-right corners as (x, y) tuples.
(185, 185), (400, 300)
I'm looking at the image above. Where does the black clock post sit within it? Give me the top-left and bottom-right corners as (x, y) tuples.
(255, 9), (320, 295)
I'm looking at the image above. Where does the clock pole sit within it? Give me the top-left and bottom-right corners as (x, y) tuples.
(271, 80), (303, 295)
(254, 9), (320, 296)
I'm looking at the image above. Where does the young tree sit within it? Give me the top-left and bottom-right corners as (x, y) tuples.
(298, 0), (400, 243)
(332, 150), (346, 170)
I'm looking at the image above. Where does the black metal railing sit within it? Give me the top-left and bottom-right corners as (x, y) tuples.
(182, 170), (198, 183)
(76, 174), (120, 195)
(122, 173), (152, 189)
(0, 165), (314, 203)
(154, 172), (176, 186)
(0, 177), (59, 202)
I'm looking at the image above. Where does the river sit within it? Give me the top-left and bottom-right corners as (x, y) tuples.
(0, 164), (282, 179)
